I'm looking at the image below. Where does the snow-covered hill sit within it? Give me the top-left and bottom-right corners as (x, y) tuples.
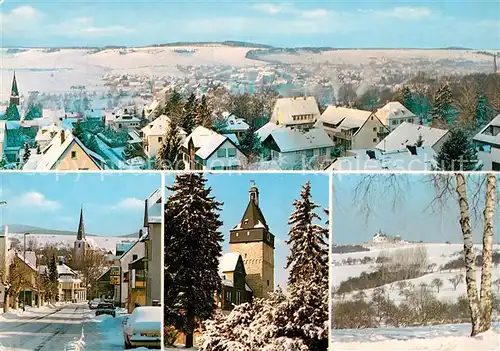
(8, 233), (137, 254)
(332, 243), (500, 302)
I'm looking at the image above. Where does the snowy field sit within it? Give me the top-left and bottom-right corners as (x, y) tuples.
(0, 45), (265, 99)
(8, 233), (136, 253)
(332, 323), (500, 350)
(332, 243), (500, 302)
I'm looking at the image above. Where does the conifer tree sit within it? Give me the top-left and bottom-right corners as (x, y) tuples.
(285, 181), (329, 286)
(181, 93), (197, 134)
(86, 134), (100, 154)
(196, 95), (212, 128)
(122, 144), (135, 160)
(155, 119), (183, 170)
(165, 90), (184, 122)
(22, 140), (31, 164)
(72, 121), (85, 141)
(431, 84), (454, 125)
(435, 128), (479, 171)
(48, 255), (59, 302)
(239, 127), (262, 162)
(474, 90), (490, 128)
(164, 173), (224, 348)
(0, 155), (7, 170)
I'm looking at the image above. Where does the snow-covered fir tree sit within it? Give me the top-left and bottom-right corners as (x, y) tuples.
(164, 173), (224, 347)
(86, 134), (100, 155)
(72, 121), (85, 141)
(196, 95), (212, 128)
(22, 140), (31, 164)
(181, 93), (197, 135)
(435, 128), (479, 171)
(0, 155), (7, 170)
(285, 181), (329, 285)
(122, 143), (135, 160)
(155, 119), (183, 170)
(239, 127), (262, 163)
(474, 90), (490, 128)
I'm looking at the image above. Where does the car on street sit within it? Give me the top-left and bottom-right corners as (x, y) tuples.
(89, 299), (101, 310)
(95, 302), (116, 318)
(123, 306), (161, 349)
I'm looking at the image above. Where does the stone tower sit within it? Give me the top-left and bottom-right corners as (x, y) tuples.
(229, 184), (275, 298)
(73, 206), (87, 270)
(10, 72), (20, 106)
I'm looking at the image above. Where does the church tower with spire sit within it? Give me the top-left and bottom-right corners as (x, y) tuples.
(229, 184), (275, 298)
(10, 72), (20, 106)
(73, 206), (88, 270)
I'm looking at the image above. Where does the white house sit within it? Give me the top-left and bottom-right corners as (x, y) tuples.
(315, 106), (389, 150)
(261, 127), (334, 170)
(116, 238), (145, 308)
(141, 114), (187, 159)
(0, 121), (5, 161)
(376, 122), (450, 153)
(375, 101), (420, 131)
(220, 112), (250, 139)
(183, 126), (247, 170)
(326, 146), (437, 171)
(473, 114), (500, 171)
(108, 114), (141, 132)
(270, 96), (320, 129)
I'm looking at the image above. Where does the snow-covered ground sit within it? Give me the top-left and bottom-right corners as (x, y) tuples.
(332, 243), (500, 302)
(8, 233), (136, 253)
(332, 323), (500, 350)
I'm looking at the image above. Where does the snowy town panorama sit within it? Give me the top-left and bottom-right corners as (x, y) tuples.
(0, 174), (162, 350)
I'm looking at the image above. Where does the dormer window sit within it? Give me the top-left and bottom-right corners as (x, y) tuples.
(244, 219), (249, 224)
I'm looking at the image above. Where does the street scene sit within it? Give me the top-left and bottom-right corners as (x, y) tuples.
(0, 173), (162, 350)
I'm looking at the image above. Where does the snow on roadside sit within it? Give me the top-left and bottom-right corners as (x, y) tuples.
(64, 327), (86, 351)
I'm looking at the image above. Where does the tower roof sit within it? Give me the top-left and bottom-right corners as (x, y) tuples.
(11, 72), (19, 97)
(236, 185), (268, 230)
(77, 206), (85, 240)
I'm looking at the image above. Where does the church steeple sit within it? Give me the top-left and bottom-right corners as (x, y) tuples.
(77, 206), (85, 240)
(10, 72), (20, 106)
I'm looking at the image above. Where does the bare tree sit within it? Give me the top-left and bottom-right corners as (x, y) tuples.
(81, 249), (106, 297)
(431, 278), (443, 293)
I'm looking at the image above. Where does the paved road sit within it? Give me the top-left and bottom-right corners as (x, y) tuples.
(0, 303), (87, 351)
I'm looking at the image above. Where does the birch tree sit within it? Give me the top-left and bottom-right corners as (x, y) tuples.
(350, 173), (497, 336)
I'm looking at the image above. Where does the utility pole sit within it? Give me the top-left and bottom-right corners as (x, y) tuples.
(23, 232), (30, 311)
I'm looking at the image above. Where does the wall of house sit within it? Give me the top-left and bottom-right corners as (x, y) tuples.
(352, 117), (388, 149)
(120, 242), (144, 306)
(478, 146), (500, 171)
(432, 133), (451, 154)
(55, 142), (101, 170)
(146, 222), (161, 306)
(203, 140), (247, 170)
(388, 116), (421, 131)
(270, 147), (332, 169)
(144, 134), (163, 159)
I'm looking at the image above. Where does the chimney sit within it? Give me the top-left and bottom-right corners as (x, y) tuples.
(61, 130), (66, 144)
(139, 229), (143, 239)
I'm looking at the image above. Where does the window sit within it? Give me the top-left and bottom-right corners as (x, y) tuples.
(379, 127), (385, 133)
(227, 148), (236, 157)
(319, 148), (326, 156)
(493, 162), (500, 171)
(217, 149), (226, 158)
(212, 166), (223, 170)
(158, 137), (162, 143)
(306, 149), (313, 157)
(71, 151), (77, 159)
(132, 254), (137, 261)
(267, 280), (270, 287)
(373, 127), (376, 132)
(373, 138), (377, 143)
(392, 120), (397, 125)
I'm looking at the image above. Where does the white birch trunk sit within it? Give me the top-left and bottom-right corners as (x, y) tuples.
(477, 173), (496, 334)
(454, 173), (482, 336)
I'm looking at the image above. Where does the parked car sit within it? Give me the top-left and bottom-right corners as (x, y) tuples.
(89, 299), (101, 310)
(96, 303), (116, 318)
(123, 306), (161, 349)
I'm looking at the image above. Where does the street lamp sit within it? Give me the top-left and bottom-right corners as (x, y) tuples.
(23, 232), (30, 311)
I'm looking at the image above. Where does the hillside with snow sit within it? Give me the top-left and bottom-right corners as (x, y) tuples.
(332, 242), (500, 302)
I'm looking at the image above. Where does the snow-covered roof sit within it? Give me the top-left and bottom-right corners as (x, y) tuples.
(35, 123), (62, 142)
(222, 112), (250, 131)
(141, 114), (187, 138)
(271, 96), (320, 125)
(376, 122), (449, 152)
(183, 125), (217, 149)
(114, 114), (141, 123)
(29, 130), (105, 170)
(195, 133), (227, 159)
(326, 147), (437, 171)
(266, 127), (334, 153)
(224, 133), (240, 146)
(317, 106), (373, 130)
(14, 251), (37, 271)
(256, 122), (282, 141)
(247, 160), (284, 171)
(59, 275), (81, 283)
(219, 252), (241, 273)
(473, 114), (500, 147)
(57, 263), (77, 276)
(376, 101), (416, 125)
